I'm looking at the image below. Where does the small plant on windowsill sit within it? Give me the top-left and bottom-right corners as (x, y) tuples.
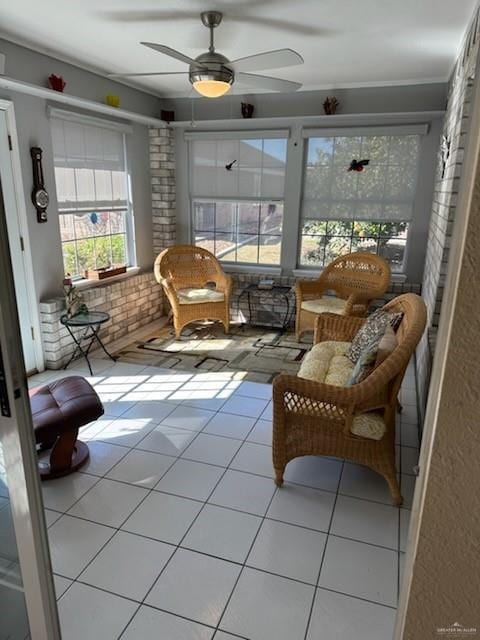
(63, 277), (89, 318)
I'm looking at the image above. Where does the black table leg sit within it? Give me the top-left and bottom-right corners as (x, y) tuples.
(282, 293), (291, 332)
(63, 324), (95, 375)
(247, 290), (253, 326)
(91, 325), (116, 363)
(63, 323), (115, 375)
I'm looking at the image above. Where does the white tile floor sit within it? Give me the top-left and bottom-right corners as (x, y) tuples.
(29, 356), (420, 640)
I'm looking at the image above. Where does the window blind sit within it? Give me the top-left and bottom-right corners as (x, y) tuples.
(301, 133), (421, 222)
(190, 137), (287, 200)
(50, 116), (128, 213)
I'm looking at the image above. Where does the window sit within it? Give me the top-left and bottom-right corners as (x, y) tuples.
(190, 136), (287, 265)
(300, 133), (420, 271)
(50, 113), (133, 279)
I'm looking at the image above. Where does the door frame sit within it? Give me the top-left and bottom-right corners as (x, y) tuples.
(0, 173), (61, 639)
(0, 98), (44, 373)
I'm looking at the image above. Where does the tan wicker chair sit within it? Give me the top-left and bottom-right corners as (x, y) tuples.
(295, 252), (391, 340)
(154, 245), (232, 338)
(273, 293), (427, 505)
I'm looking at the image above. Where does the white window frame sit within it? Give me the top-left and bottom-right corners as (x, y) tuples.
(298, 125), (427, 273)
(49, 108), (136, 280)
(176, 116), (440, 281)
(192, 197), (285, 267)
(187, 131), (288, 268)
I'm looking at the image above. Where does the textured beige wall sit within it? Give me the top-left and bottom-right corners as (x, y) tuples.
(397, 70), (480, 640)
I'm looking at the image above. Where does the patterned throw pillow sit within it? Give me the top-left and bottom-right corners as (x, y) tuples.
(347, 309), (403, 364)
(347, 339), (379, 385)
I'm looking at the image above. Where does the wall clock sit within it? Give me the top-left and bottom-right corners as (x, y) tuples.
(30, 147), (49, 223)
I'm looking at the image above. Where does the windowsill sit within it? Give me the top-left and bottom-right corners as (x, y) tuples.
(73, 266), (142, 291)
(221, 264), (282, 276)
(292, 268), (408, 283)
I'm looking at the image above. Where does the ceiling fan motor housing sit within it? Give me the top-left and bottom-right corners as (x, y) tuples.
(189, 51), (235, 89)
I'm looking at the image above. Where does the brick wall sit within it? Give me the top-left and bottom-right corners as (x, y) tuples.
(417, 7), (480, 417)
(40, 272), (163, 369)
(150, 127), (176, 257)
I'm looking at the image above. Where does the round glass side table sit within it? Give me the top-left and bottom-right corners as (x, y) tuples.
(60, 311), (116, 375)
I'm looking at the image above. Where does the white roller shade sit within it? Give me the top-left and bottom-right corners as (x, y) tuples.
(50, 115), (128, 212)
(301, 132), (421, 222)
(190, 137), (287, 200)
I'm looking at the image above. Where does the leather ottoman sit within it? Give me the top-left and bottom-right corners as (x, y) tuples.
(29, 376), (104, 480)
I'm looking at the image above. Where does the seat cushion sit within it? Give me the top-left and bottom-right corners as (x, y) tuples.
(177, 287), (225, 305)
(298, 341), (353, 385)
(301, 296), (347, 315)
(29, 376), (104, 443)
(351, 413), (386, 440)
(298, 342), (387, 441)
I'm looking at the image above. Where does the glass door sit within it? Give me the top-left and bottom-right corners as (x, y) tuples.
(0, 177), (60, 639)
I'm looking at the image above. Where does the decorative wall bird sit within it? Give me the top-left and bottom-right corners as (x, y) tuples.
(225, 160), (237, 171)
(348, 159), (370, 172)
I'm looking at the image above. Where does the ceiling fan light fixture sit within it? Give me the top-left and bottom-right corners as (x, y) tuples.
(190, 65), (234, 98)
(192, 79), (232, 98)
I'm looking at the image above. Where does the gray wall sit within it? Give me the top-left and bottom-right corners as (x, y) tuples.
(0, 38), (162, 300)
(165, 83), (447, 122)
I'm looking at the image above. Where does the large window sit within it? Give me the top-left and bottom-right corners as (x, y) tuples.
(300, 133), (420, 271)
(50, 113), (133, 279)
(190, 136), (287, 265)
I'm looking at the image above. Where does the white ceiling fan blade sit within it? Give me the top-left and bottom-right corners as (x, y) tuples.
(232, 48), (303, 72)
(236, 72), (302, 93)
(108, 71), (189, 78)
(141, 43), (205, 67)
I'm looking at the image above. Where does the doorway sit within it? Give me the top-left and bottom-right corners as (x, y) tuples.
(0, 100), (43, 374)
(0, 172), (60, 638)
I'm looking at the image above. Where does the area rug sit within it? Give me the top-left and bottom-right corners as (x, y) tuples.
(110, 322), (312, 383)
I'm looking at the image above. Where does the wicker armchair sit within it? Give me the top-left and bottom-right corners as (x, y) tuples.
(273, 293), (426, 505)
(295, 252), (391, 340)
(154, 245), (232, 338)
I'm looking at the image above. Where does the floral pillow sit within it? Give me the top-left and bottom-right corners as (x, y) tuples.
(347, 309), (403, 364)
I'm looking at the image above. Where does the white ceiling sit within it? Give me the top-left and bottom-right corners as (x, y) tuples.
(0, 0), (477, 98)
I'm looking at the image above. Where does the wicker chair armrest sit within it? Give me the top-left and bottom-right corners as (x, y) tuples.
(153, 250), (167, 285)
(215, 271), (233, 295)
(161, 277), (179, 306)
(343, 293), (370, 316)
(295, 278), (326, 301)
(314, 313), (364, 344)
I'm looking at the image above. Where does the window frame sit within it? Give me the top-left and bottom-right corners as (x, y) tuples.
(50, 111), (136, 281)
(192, 197), (284, 266)
(179, 120), (437, 281)
(298, 219), (410, 272)
(297, 128), (423, 273)
(188, 134), (288, 268)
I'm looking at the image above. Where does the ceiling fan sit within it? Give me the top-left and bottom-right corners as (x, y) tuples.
(109, 10), (304, 98)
